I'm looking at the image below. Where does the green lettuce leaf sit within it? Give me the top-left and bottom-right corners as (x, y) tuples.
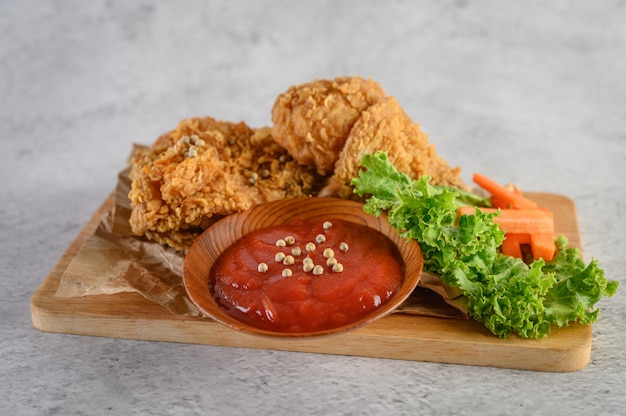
(542, 236), (618, 326)
(351, 151), (618, 338)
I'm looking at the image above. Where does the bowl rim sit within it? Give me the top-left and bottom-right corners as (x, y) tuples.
(183, 196), (423, 338)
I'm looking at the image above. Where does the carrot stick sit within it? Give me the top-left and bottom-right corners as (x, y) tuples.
(457, 207), (553, 235)
(489, 197), (508, 209)
(501, 233), (529, 259)
(490, 184), (522, 209)
(457, 205), (481, 217)
(458, 205), (555, 261)
(473, 173), (537, 210)
(530, 233), (556, 261)
(493, 209), (553, 235)
(501, 233), (555, 261)
(461, 175), (556, 262)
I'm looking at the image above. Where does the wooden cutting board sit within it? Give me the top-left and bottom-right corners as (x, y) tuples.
(31, 192), (592, 372)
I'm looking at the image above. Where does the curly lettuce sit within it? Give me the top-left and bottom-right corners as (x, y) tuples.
(351, 151), (618, 338)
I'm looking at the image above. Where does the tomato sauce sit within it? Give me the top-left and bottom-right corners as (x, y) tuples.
(210, 218), (404, 333)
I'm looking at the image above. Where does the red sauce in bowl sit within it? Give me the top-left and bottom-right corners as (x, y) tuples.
(210, 218), (404, 333)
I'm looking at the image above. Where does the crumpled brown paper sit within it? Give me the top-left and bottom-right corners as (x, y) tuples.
(54, 145), (469, 320)
(54, 151), (202, 316)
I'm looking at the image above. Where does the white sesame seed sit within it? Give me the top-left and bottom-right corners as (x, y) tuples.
(276, 239), (286, 247)
(315, 234), (326, 244)
(323, 221), (333, 230)
(326, 257), (338, 267)
(305, 242), (316, 252)
(282, 268), (293, 278)
(339, 242), (349, 252)
(249, 172), (259, 186)
(303, 262), (314, 272)
(323, 248), (334, 258)
(257, 263), (268, 273)
(312, 265), (324, 275)
(332, 263), (344, 273)
(291, 246), (302, 256)
(284, 236), (295, 245)
(184, 146), (198, 158)
(283, 255), (295, 265)
(275, 252), (286, 262)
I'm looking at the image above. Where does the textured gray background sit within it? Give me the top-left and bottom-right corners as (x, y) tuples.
(1, 1), (625, 415)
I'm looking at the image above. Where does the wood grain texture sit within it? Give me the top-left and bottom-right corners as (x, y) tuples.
(31, 192), (592, 372)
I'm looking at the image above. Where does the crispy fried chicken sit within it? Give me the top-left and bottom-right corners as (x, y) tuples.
(270, 76), (386, 175)
(128, 76), (465, 250)
(128, 116), (325, 250)
(323, 96), (465, 199)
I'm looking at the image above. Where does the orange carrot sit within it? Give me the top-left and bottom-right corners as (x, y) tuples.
(461, 174), (557, 261)
(457, 205), (480, 217)
(458, 206), (556, 261)
(490, 184), (522, 209)
(501, 233), (529, 259)
(529, 233), (556, 261)
(489, 197), (508, 209)
(496, 208), (553, 235)
(500, 233), (555, 261)
(473, 173), (537, 210)
(457, 206), (553, 235)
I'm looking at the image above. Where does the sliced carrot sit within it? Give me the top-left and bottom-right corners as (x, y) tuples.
(494, 209), (554, 235)
(501, 233), (529, 259)
(501, 233), (555, 261)
(462, 174), (557, 262)
(457, 205), (480, 217)
(529, 233), (556, 261)
(489, 197), (508, 209)
(473, 173), (537, 210)
(490, 184), (522, 208)
(458, 206), (556, 261)
(457, 207), (553, 235)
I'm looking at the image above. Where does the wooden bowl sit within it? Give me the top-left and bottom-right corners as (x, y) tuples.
(183, 197), (423, 338)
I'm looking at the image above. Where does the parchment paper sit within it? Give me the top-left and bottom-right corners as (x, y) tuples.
(54, 145), (469, 320)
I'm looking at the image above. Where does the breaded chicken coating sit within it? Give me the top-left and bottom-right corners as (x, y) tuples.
(271, 76), (386, 175)
(324, 96), (465, 199)
(128, 116), (325, 250)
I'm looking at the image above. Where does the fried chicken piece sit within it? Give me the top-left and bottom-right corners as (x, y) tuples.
(324, 96), (465, 199)
(128, 116), (325, 250)
(271, 76), (386, 175)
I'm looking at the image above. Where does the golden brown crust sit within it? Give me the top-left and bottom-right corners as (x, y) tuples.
(128, 116), (325, 250)
(129, 77), (466, 250)
(325, 96), (465, 199)
(270, 76), (386, 175)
